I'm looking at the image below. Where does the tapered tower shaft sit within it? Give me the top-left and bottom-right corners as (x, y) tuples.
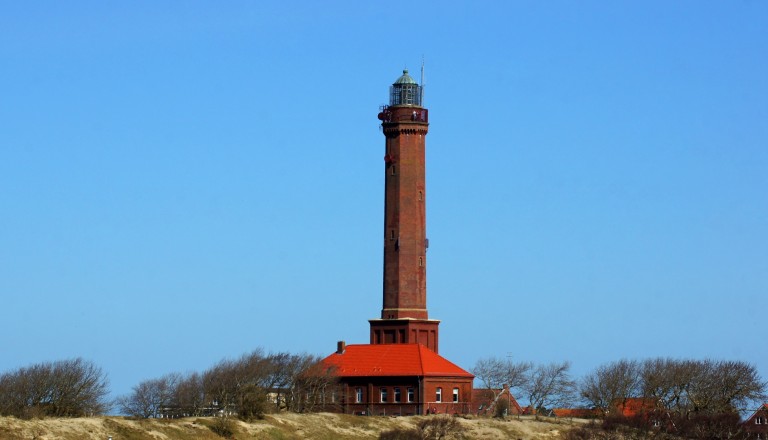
(370, 70), (440, 352)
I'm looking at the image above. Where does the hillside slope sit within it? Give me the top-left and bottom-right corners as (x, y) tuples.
(0, 413), (581, 440)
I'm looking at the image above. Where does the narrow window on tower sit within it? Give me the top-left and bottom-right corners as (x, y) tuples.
(390, 230), (395, 240)
(419, 257), (423, 267)
(391, 165), (396, 175)
(418, 191), (423, 201)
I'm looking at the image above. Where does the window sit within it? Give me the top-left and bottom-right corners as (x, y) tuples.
(380, 387), (388, 403)
(394, 387), (401, 403)
(418, 191), (423, 201)
(407, 387), (415, 403)
(391, 165), (396, 175)
(757, 416), (765, 424)
(419, 257), (423, 267)
(390, 230), (395, 240)
(435, 387), (442, 402)
(355, 387), (363, 403)
(453, 388), (459, 403)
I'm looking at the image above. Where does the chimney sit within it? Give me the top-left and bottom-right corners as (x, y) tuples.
(336, 340), (346, 354)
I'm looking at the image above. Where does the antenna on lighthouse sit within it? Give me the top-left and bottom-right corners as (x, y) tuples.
(420, 56), (425, 105)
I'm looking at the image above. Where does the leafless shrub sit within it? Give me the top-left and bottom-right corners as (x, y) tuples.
(115, 372), (180, 418)
(118, 348), (339, 419)
(379, 416), (466, 440)
(580, 359), (642, 415)
(208, 416), (236, 438)
(417, 415), (466, 439)
(0, 358), (109, 418)
(521, 361), (577, 417)
(471, 357), (531, 392)
(581, 357), (766, 416)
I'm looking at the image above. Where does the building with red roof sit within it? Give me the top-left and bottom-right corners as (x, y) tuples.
(472, 384), (524, 416)
(319, 70), (474, 415)
(611, 397), (660, 418)
(324, 342), (473, 415)
(743, 403), (768, 439)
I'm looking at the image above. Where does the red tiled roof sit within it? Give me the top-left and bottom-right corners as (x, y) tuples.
(472, 388), (524, 415)
(322, 344), (473, 378)
(612, 398), (659, 417)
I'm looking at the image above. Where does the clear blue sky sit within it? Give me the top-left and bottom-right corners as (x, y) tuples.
(2, 1), (766, 403)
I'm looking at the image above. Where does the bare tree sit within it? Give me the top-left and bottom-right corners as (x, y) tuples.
(471, 357), (531, 398)
(472, 357), (507, 391)
(195, 349), (339, 418)
(0, 358), (109, 418)
(282, 354), (340, 413)
(581, 357), (766, 419)
(580, 359), (641, 415)
(113, 348), (342, 419)
(115, 373), (180, 418)
(173, 372), (205, 416)
(521, 361), (576, 417)
(673, 359), (766, 415)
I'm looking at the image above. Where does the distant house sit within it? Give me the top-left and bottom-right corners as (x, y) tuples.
(744, 404), (768, 439)
(472, 384), (523, 416)
(320, 342), (474, 416)
(611, 397), (660, 418)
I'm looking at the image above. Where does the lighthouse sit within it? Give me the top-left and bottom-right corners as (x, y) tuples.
(369, 69), (440, 353)
(320, 70), (474, 415)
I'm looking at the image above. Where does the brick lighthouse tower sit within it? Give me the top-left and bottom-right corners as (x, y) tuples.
(320, 70), (474, 415)
(369, 69), (440, 353)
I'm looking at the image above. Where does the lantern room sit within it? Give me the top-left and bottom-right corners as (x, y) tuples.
(389, 69), (423, 107)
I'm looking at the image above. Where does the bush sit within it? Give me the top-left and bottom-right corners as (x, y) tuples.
(379, 427), (421, 440)
(0, 358), (110, 418)
(208, 417), (236, 439)
(566, 411), (748, 440)
(379, 416), (467, 440)
(237, 383), (267, 421)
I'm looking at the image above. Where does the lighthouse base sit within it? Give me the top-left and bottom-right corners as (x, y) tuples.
(369, 318), (440, 353)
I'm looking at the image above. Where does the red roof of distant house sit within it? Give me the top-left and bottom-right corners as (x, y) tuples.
(322, 344), (473, 378)
(612, 398), (659, 417)
(472, 387), (524, 415)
